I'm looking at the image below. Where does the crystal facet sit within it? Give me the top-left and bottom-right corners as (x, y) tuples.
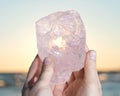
(36, 10), (86, 84)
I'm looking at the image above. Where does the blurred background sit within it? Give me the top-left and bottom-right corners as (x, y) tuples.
(0, 0), (120, 96)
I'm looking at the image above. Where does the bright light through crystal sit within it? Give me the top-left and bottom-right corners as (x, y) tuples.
(52, 37), (66, 49)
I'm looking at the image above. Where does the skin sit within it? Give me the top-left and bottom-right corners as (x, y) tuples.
(22, 50), (102, 96)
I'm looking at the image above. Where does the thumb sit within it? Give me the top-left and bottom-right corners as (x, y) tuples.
(37, 57), (54, 87)
(84, 50), (98, 83)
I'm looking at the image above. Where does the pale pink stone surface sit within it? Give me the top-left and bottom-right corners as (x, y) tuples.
(36, 10), (86, 84)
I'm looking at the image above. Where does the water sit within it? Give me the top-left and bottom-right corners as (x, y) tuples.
(0, 72), (120, 96)
(0, 86), (21, 96)
(102, 82), (120, 96)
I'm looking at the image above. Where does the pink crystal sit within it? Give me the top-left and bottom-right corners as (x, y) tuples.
(36, 10), (86, 84)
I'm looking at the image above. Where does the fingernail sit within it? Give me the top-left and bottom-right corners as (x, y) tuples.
(90, 51), (96, 60)
(44, 57), (51, 65)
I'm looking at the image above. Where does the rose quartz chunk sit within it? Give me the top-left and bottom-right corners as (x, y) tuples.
(36, 10), (86, 84)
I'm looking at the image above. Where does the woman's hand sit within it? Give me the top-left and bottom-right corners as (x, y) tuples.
(22, 55), (55, 96)
(22, 55), (65, 96)
(62, 50), (102, 96)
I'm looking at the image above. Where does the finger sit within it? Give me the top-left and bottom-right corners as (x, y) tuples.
(53, 84), (66, 96)
(63, 72), (76, 92)
(66, 69), (84, 85)
(63, 82), (69, 91)
(84, 50), (98, 83)
(23, 55), (42, 89)
(36, 57), (54, 87)
(74, 68), (84, 80)
(66, 72), (75, 85)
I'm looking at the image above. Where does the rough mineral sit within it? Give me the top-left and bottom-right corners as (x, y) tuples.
(36, 10), (86, 84)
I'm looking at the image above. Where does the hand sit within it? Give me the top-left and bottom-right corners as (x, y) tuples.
(22, 55), (65, 96)
(22, 55), (54, 96)
(62, 50), (102, 96)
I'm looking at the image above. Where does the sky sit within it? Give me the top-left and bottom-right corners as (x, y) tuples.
(0, 0), (120, 73)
